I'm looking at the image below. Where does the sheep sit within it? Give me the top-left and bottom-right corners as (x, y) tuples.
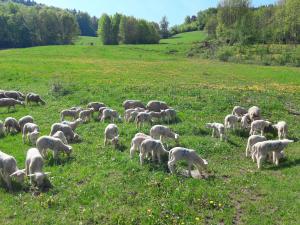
(27, 130), (40, 145)
(252, 139), (294, 169)
(98, 106), (109, 120)
(135, 112), (152, 129)
(4, 90), (25, 101)
(124, 108), (145, 122)
(232, 106), (248, 117)
(79, 108), (95, 123)
(50, 123), (80, 143)
(245, 135), (267, 157)
(18, 115), (34, 131)
(139, 139), (168, 165)
(104, 124), (119, 148)
(273, 121), (288, 140)
(52, 131), (68, 145)
(0, 98), (25, 112)
(87, 102), (106, 111)
(124, 109), (136, 122)
(123, 100), (145, 110)
(168, 147), (208, 177)
(241, 113), (251, 129)
(206, 123), (226, 141)
(248, 106), (261, 121)
(36, 136), (72, 159)
(22, 123), (39, 143)
(130, 134), (152, 159)
(0, 121), (4, 137)
(60, 108), (82, 121)
(25, 93), (46, 105)
(25, 148), (50, 187)
(224, 114), (240, 131)
(4, 117), (21, 134)
(148, 111), (166, 123)
(101, 109), (121, 122)
(250, 120), (272, 136)
(163, 108), (177, 123)
(128, 111), (139, 123)
(61, 118), (83, 131)
(0, 151), (25, 190)
(146, 101), (169, 112)
(150, 125), (179, 144)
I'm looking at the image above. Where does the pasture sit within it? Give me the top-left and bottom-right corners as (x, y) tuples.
(0, 32), (300, 224)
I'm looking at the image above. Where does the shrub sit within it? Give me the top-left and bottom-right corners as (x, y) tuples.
(217, 47), (233, 62)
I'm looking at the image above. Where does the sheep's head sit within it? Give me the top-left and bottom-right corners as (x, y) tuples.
(206, 123), (213, 129)
(76, 118), (84, 124)
(112, 136), (119, 147)
(174, 133), (179, 143)
(29, 172), (50, 187)
(73, 133), (81, 142)
(29, 131), (40, 144)
(10, 169), (26, 183)
(65, 145), (73, 156)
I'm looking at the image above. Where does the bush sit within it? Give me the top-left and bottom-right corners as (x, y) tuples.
(217, 47), (233, 62)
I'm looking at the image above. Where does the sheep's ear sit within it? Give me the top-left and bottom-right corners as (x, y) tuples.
(27, 174), (35, 177)
(44, 172), (51, 175)
(9, 171), (18, 177)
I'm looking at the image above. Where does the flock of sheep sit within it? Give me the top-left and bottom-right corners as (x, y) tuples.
(0, 90), (295, 192)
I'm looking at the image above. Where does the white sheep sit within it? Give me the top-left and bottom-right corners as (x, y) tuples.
(87, 102), (106, 111)
(101, 109), (121, 122)
(4, 117), (21, 134)
(148, 111), (166, 123)
(0, 98), (25, 112)
(0, 151), (25, 190)
(232, 106), (248, 117)
(26, 93), (46, 105)
(252, 139), (294, 169)
(22, 123), (39, 143)
(150, 125), (179, 144)
(245, 135), (267, 157)
(36, 136), (72, 159)
(250, 120), (272, 136)
(50, 123), (80, 143)
(168, 147), (208, 177)
(139, 139), (168, 165)
(27, 130), (40, 145)
(52, 131), (68, 145)
(0, 120), (4, 137)
(128, 111), (139, 123)
(206, 123), (226, 141)
(4, 90), (25, 101)
(104, 124), (119, 148)
(273, 121), (288, 140)
(79, 108), (95, 123)
(25, 148), (50, 187)
(146, 100), (169, 112)
(18, 115), (34, 131)
(130, 134), (152, 159)
(61, 118), (83, 131)
(123, 100), (145, 110)
(248, 106), (261, 121)
(124, 109), (136, 122)
(163, 108), (177, 123)
(224, 114), (240, 131)
(135, 112), (152, 129)
(60, 108), (82, 121)
(241, 113), (251, 129)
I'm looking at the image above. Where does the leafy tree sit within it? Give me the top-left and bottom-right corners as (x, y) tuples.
(184, 16), (191, 24)
(111, 13), (121, 44)
(98, 13), (112, 45)
(159, 16), (169, 38)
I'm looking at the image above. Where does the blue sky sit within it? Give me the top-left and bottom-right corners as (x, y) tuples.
(36, 0), (276, 25)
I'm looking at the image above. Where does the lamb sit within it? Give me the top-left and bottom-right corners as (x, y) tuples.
(60, 108), (82, 121)
(25, 148), (50, 187)
(273, 121), (288, 140)
(4, 90), (25, 101)
(163, 108), (177, 123)
(87, 102), (106, 111)
(98, 107), (109, 120)
(250, 120), (272, 136)
(0, 151), (25, 190)
(124, 108), (145, 122)
(128, 111), (139, 123)
(27, 130), (40, 145)
(79, 108), (95, 123)
(135, 112), (152, 129)
(52, 131), (68, 145)
(148, 111), (166, 123)
(61, 118), (83, 131)
(150, 125), (179, 144)
(252, 139), (294, 169)
(245, 135), (267, 157)
(241, 113), (251, 129)
(248, 106), (261, 121)
(25, 93), (46, 105)
(104, 124), (119, 148)
(22, 123), (39, 143)
(139, 139), (168, 165)
(50, 123), (80, 143)
(130, 134), (152, 159)
(168, 147), (208, 177)
(0, 98), (25, 112)
(224, 114), (240, 131)
(232, 106), (248, 117)
(36, 136), (72, 159)
(206, 123), (226, 141)
(124, 109), (137, 122)
(146, 100), (169, 112)
(101, 109), (121, 122)
(4, 117), (21, 134)
(18, 115), (34, 131)
(123, 100), (145, 110)
(0, 121), (5, 137)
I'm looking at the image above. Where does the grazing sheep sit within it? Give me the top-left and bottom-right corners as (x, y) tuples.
(149, 111), (166, 123)
(0, 121), (5, 137)
(0, 98), (24, 112)
(139, 139), (168, 165)
(18, 115), (34, 131)
(245, 135), (267, 157)
(60, 108), (82, 121)
(206, 123), (226, 141)
(273, 121), (288, 140)
(248, 106), (261, 121)
(0, 151), (25, 190)
(136, 112), (152, 129)
(224, 114), (240, 131)
(241, 113), (251, 129)
(4, 117), (21, 134)
(25, 148), (50, 187)
(22, 123), (39, 143)
(128, 111), (139, 123)
(150, 125), (179, 144)
(104, 124), (119, 148)
(252, 139), (294, 169)
(163, 108), (177, 123)
(123, 100), (145, 110)
(36, 136), (72, 159)
(168, 147), (208, 177)
(52, 131), (68, 145)
(130, 134), (152, 159)
(232, 106), (248, 117)
(146, 101), (169, 112)
(26, 93), (46, 105)
(61, 118), (83, 131)
(79, 108), (95, 123)
(4, 91), (25, 101)
(50, 123), (80, 143)
(98, 107), (109, 120)
(87, 102), (106, 111)
(101, 109), (121, 122)
(27, 131), (40, 145)
(250, 120), (272, 136)
(124, 109), (137, 122)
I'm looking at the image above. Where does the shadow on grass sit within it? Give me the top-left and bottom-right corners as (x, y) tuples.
(227, 139), (241, 147)
(192, 127), (209, 136)
(268, 158), (300, 170)
(47, 156), (75, 167)
(117, 143), (127, 152)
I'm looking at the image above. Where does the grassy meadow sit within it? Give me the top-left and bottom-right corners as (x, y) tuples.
(0, 32), (300, 225)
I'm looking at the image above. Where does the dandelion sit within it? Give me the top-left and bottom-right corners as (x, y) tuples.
(195, 217), (200, 221)
(209, 200), (214, 204)
(219, 203), (222, 207)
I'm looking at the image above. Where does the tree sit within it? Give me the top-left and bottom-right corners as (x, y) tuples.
(205, 15), (218, 38)
(159, 16), (169, 38)
(184, 16), (191, 24)
(76, 12), (96, 36)
(98, 13), (112, 45)
(111, 13), (121, 44)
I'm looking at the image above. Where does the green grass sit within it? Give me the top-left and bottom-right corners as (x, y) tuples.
(74, 36), (103, 46)
(0, 31), (300, 225)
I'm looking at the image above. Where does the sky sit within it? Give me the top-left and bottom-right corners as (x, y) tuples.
(36, 0), (276, 26)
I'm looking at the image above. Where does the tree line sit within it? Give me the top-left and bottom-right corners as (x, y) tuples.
(172, 0), (300, 44)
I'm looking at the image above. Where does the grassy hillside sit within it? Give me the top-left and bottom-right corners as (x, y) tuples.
(0, 32), (299, 225)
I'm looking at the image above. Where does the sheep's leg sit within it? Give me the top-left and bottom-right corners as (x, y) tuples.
(139, 153), (145, 165)
(157, 153), (162, 164)
(4, 174), (12, 191)
(151, 151), (155, 161)
(22, 133), (26, 143)
(104, 138), (108, 146)
(130, 145), (136, 159)
(168, 158), (176, 174)
(212, 129), (215, 138)
(245, 144), (250, 157)
(187, 162), (192, 177)
(261, 130), (264, 136)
